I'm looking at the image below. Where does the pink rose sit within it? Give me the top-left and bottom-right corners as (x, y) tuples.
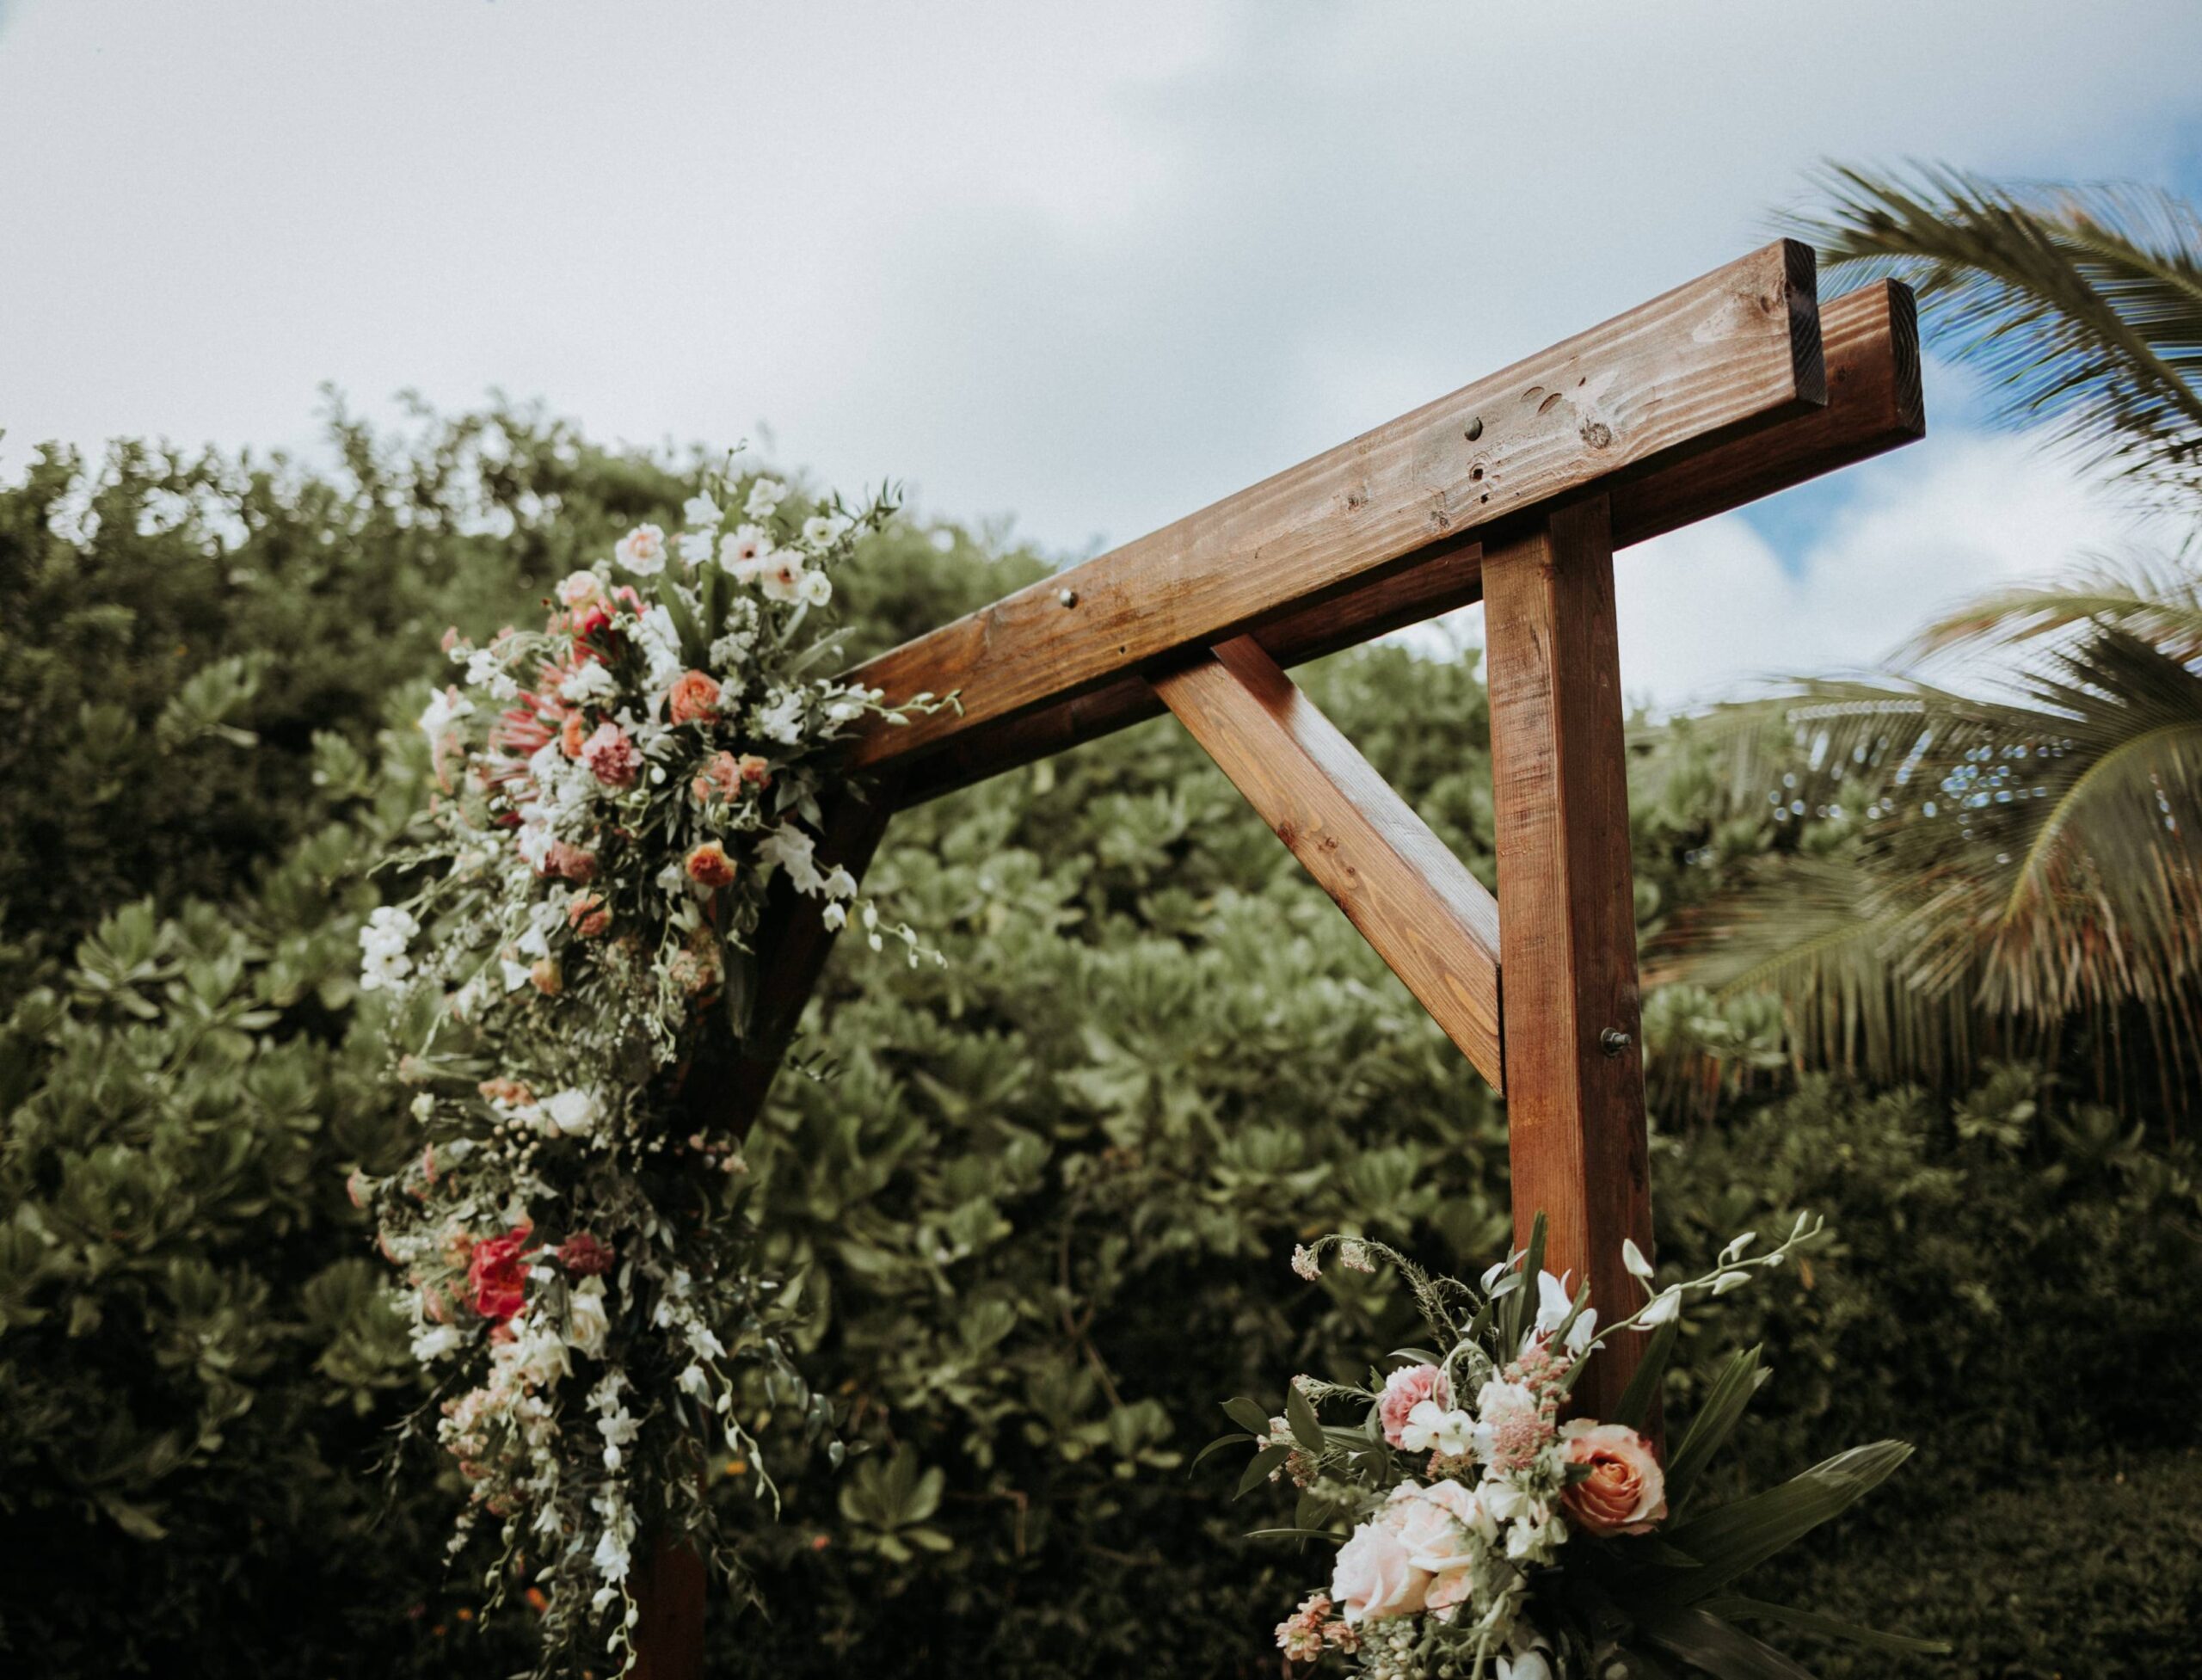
(1378, 1363), (1452, 1449)
(581, 722), (639, 788)
(1559, 1422), (1668, 1536)
(1331, 1516), (1427, 1625)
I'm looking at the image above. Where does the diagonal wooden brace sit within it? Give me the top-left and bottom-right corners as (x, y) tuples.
(1150, 637), (1506, 1092)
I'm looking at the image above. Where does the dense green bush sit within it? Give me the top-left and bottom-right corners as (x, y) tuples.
(2, 414), (2197, 1678)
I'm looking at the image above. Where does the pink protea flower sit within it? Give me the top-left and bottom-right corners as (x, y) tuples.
(581, 723), (639, 788)
(1378, 1363), (1452, 1449)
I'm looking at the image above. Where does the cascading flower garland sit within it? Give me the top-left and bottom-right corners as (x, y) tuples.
(351, 465), (945, 1673)
(1221, 1216), (1946, 1679)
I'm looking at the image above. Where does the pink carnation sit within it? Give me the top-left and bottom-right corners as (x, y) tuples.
(581, 722), (639, 788)
(1377, 1363), (1452, 1449)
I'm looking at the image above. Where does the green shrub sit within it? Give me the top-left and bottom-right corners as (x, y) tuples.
(3, 413), (2196, 1679)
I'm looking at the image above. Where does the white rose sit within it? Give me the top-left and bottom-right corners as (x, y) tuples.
(797, 566), (833, 606)
(614, 524), (667, 575)
(801, 513), (841, 547)
(1331, 1516), (1428, 1625)
(566, 1277), (610, 1358)
(543, 1087), (600, 1136)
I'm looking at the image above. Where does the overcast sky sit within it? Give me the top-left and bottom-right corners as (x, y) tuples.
(5, 1), (2199, 705)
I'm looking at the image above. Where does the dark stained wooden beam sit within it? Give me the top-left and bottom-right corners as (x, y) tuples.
(700, 776), (902, 1140)
(891, 280), (1919, 806)
(1483, 495), (1655, 1431)
(1150, 637), (1505, 1091)
(843, 241), (1824, 778)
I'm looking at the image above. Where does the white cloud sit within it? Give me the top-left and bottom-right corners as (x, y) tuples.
(1612, 428), (2149, 710)
(1, 0), (2198, 622)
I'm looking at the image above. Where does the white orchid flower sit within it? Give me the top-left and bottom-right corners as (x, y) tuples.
(1638, 1287), (1682, 1328)
(1399, 1399), (1477, 1457)
(1621, 1237), (1655, 1283)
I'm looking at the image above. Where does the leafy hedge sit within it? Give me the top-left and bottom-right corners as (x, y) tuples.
(1, 414), (2196, 1677)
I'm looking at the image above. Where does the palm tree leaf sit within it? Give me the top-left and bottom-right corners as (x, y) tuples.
(1785, 164), (2202, 496)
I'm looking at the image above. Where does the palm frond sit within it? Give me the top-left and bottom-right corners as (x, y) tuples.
(1902, 551), (2202, 665)
(1653, 622), (2202, 1096)
(1645, 853), (1987, 1086)
(1784, 164), (2202, 496)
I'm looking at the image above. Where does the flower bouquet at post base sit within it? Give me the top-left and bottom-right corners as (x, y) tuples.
(350, 465), (945, 1674)
(1212, 1215), (1947, 1679)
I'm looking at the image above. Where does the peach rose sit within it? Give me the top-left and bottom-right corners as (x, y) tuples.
(1378, 1363), (1452, 1449)
(561, 711), (589, 759)
(692, 750), (739, 803)
(1559, 1422), (1667, 1536)
(667, 669), (722, 724)
(529, 957), (563, 995)
(566, 892), (611, 938)
(1331, 1516), (1427, 1625)
(686, 841), (737, 889)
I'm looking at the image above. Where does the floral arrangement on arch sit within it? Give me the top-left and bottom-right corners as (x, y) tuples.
(350, 465), (944, 1674)
(1217, 1215), (1946, 1679)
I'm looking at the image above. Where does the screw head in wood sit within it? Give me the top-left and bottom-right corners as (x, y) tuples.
(1057, 588), (1079, 608)
(1600, 1027), (1633, 1057)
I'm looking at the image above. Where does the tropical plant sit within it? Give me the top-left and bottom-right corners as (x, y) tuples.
(1644, 169), (2202, 1114)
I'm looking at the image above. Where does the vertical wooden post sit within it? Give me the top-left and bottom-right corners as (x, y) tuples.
(1483, 495), (1655, 1430)
(629, 780), (901, 1680)
(630, 1535), (706, 1680)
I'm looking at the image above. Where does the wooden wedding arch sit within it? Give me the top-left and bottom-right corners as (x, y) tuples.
(634, 242), (1925, 1675)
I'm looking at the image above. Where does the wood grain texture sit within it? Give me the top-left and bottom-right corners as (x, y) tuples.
(1483, 496), (1657, 1432)
(1608, 279), (1920, 546)
(846, 241), (1823, 778)
(630, 1533), (706, 1680)
(1151, 637), (1505, 1090)
(635, 784), (898, 1675)
(895, 280), (1920, 807)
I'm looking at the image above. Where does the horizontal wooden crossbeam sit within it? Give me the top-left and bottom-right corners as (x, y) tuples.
(1149, 637), (1506, 1090)
(842, 240), (1824, 782)
(876, 279), (1917, 804)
